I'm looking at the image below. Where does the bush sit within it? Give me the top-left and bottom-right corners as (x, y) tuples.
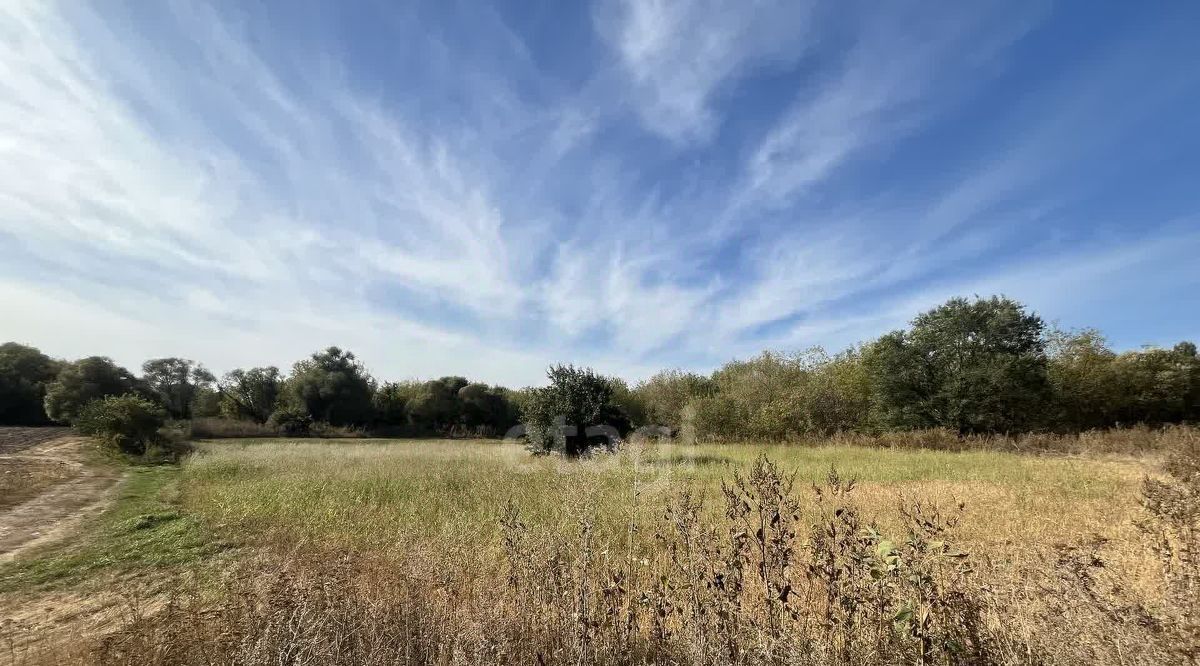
(373, 382), (410, 427)
(74, 394), (166, 456)
(634, 369), (715, 432)
(287, 347), (375, 426)
(522, 365), (630, 456)
(268, 406), (313, 436)
(0, 342), (59, 425)
(44, 356), (144, 424)
(190, 417), (279, 439)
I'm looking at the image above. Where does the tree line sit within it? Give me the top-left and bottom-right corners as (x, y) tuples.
(0, 345), (523, 437)
(1, 296), (1197, 449)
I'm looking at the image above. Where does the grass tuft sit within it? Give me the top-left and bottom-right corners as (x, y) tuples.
(0, 465), (220, 592)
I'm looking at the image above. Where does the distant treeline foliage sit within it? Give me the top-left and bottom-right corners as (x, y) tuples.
(0, 296), (1197, 440)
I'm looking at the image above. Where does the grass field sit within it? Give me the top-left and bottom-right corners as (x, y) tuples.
(182, 438), (1148, 558)
(3, 435), (1194, 665)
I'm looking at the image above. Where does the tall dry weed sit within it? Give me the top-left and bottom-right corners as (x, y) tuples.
(18, 447), (1200, 665)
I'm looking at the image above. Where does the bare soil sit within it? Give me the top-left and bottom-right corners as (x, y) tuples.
(0, 458), (75, 511)
(0, 429), (146, 663)
(0, 428), (70, 455)
(0, 432), (122, 564)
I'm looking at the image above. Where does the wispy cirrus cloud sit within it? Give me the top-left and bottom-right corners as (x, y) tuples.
(593, 0), (816, 144)
(2, 0), (1198, 386)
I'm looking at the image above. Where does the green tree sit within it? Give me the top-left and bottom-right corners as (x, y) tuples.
(219, 367), (284, 423)
(74, 394), (166, 456)
(1045, 328), (1126, 431)
(373, 381), (410, 427)
(458, 382), (518, 433)
(406, 376), (469, 432)
(1118, 342), (1200, 425)
(287, 347), (376, 426)
(44, 356), (143, 424)
(635, 369), (716, 432)
(0, 342), (60, 425)
(190, 385), (222, 418)
(607, 377), (648, 427)
(797, 347), (873, 435)
(141, 357), (215, 419)
(522, 365), (628, 457)
(864, 296), (1049, 434)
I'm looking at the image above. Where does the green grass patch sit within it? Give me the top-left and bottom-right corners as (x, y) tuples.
(181, 438), (1146, 559)
(3, 438), (1142, 593)
(0, 464), (221, 592)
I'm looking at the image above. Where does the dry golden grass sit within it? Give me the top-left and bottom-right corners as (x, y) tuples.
(0, 460), (75, 511)
(179, 437), (1148, 557)
(5, 427), (1198, 665)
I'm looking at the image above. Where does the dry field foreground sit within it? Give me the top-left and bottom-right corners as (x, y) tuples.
(2, 435), (1194, 664)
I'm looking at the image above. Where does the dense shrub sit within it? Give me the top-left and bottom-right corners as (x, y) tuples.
(74, 394), (166, 456)
(268, 406), (313, 436)
(523, 365), (631, 456)
(666, 297), (1196, 443)
(141, 358), (215, 419)
(190, 417), (278, 439)
(457, 382), (520, 434)
(634, 369), (715, 432)
(44, 356), (145, 424)
(1045, 328), (1127, 431)
(684, 349), (871, 442)
(606, 377), (648, 427)
(406, 376), (470, 431)
(372, 381), (410, 427)
(0, 342), (59, 425)
(287, 347), (375, 426)
(1046, 330), (1200, 431)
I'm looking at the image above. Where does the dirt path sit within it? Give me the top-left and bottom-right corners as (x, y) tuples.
(0, 434), (123, 564)
(0, 431), (139, 663)
(0, 427), (71, 455)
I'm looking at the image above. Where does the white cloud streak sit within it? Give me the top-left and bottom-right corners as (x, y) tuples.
(594, 0), (815, 144)
(0, 0), (1194, 387)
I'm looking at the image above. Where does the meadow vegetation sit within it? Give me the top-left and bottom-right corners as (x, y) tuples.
(2, 294), (1199, 663)
(2, 296), (1197, 447)
(1, 431), (1193, 664)
(0, 464), (215, 593)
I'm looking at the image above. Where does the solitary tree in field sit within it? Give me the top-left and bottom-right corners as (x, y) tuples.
(0, 342), (60, 425)
(522, 365), (630, 457)
(865, 296), (1049, 434)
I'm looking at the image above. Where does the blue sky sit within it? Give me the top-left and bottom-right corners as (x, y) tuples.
(1, 1), (1198, 387)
